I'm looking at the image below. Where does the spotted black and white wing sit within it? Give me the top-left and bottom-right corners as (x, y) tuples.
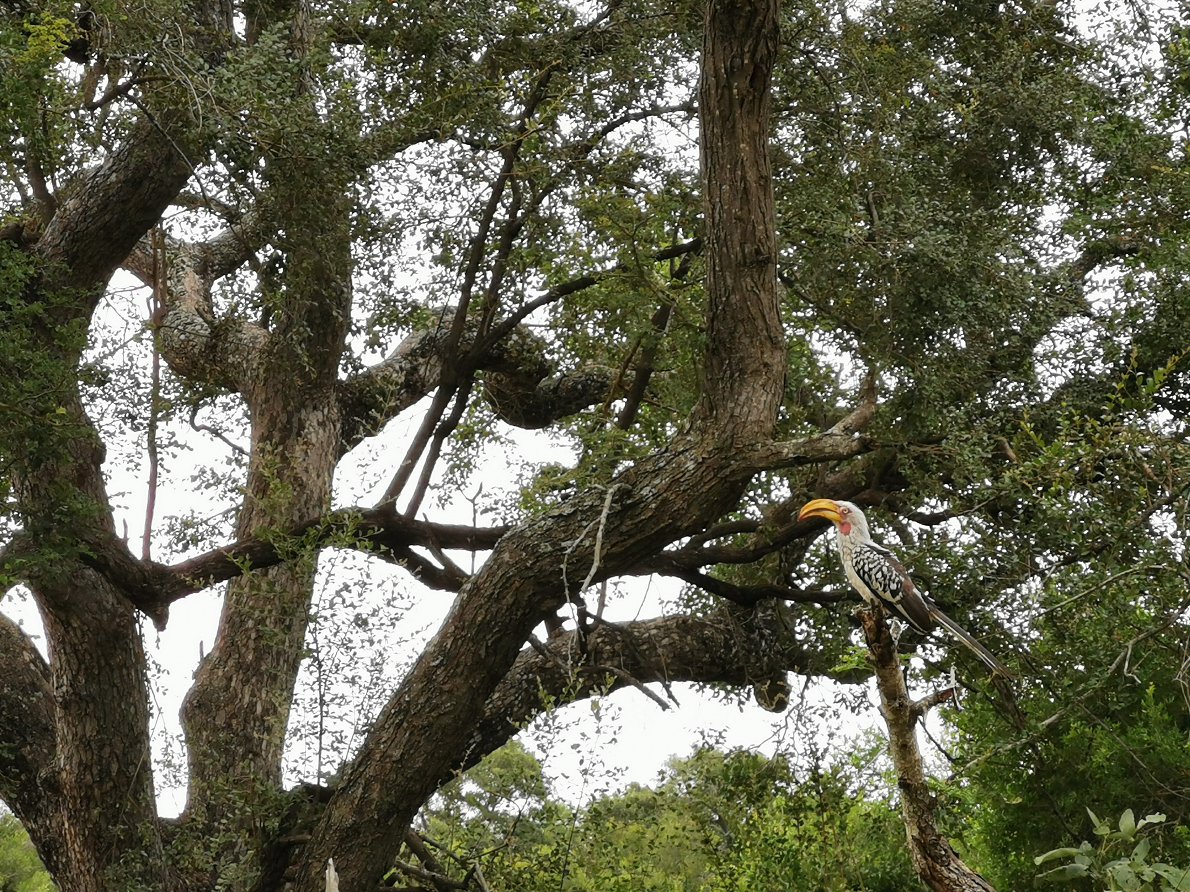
(851, 544), (1013, 676)
(847, 542), (935, 634)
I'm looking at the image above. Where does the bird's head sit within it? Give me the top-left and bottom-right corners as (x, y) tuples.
(797, 498), (869, 540)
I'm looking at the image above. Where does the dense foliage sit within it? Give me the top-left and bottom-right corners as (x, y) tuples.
(0, 816), (54, 892)
(1, 0), (1188, 888)
(400, 742), (920, 891)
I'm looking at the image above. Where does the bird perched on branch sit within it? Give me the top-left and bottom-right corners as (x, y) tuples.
(797, 498), (1013, 677)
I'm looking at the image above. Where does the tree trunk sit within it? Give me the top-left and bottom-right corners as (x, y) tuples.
(179, 147), (353, 882)
(696, 0), (784, 437)
(10, 375), (165, 889)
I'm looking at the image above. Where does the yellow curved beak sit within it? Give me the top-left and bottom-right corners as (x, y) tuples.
(797, 498), (843, 525)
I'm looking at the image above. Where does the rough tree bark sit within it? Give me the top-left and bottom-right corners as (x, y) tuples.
(0, 0), (872, 888)
(291, 2), (784, 887)
(178, 37), (357, 876)
(859, 608), (998, 892)
(0, 8), (233, 886)
(0, 612), (59, 878)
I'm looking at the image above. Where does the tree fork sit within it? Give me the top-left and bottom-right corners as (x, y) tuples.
(288, 0), (785, 887)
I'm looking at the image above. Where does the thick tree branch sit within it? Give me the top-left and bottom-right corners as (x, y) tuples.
(462, 604), (844, 775)
(79, 417), (880, 625)
(294, 2), (787, 884)
(338, 240), (702, 452)
(743, 372), (877, 471)
(157, 235), (270, 395)
(34, 118), (196, 294)
(691, 0), (783, 437)
(177, 2), (361, 861)
(79, 509), (508, 622)
(337, 312), (547, 452)
(483, 366), (620, 429)
(32, 0), (233, 295)
(0, 611), (61, 877)
(1064, 234), (1139, 290)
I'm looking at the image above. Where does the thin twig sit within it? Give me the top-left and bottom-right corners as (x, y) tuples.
(1033, 564), (1163, 618)
(578, 484), (622, 596)
(141, 228), (165, 561)
(402, 378), (475, 518)
(188, 404), (249, 456)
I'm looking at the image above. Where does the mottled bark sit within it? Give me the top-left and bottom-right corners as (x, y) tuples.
(178, 59), (356, 879)
(291, 0), (784, 886)
(694, 0), (784, 437)
(35, 118), (194, 294)
(0, 613), (60, 878)
(860, 608), (997, 892)
(1, 1), (235, 880)
(0, 0), (236, 884)
(156, 240), (269, 395)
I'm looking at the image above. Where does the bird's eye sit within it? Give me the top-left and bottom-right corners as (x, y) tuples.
(840, 506), (849, 515)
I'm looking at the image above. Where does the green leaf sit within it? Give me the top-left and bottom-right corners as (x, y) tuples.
(1137, 814), (1168, 832)
(1035, 847), (1087, 866)
(1089, 808), (1112, 836)
(1150, 864), (1189, 890)
(1034, 863), (1090, 885)
(1107, 861), (1143, 892)
(1133, 836), (1152, 863)
(1119, 808), (1137, 840)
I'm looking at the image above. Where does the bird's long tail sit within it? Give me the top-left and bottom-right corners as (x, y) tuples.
(929, 606), (1015, 678)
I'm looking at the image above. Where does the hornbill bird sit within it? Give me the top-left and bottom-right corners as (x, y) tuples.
(797, 498), (1013, 676)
